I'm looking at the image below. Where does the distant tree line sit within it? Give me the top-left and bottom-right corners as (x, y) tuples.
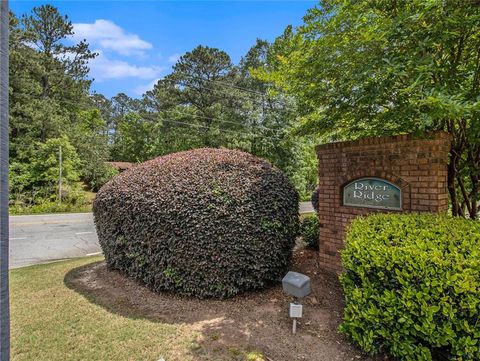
(14, 2), (475, 218)
(8, 5), (318, 213)
(94, 43), (317, 197)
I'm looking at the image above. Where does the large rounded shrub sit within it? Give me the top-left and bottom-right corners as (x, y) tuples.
(341, 214), (480, 360)
(93, 148), (299, 298)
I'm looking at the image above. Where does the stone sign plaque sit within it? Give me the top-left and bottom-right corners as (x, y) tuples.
(343, 178), (401, 210)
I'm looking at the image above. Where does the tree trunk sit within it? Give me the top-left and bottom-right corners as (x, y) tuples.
(0, 1), (10, 360)
(447, 147), (460, 216)
(469, 172), (479, 220)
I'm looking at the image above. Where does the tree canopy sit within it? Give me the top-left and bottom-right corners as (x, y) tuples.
(9, 5), (111, 209)
(259, 0), (480, 218)
(8, 5), (320, 212)
(109, 43), (317, 199)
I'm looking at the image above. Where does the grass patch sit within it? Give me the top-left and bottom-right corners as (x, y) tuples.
(11, 257), (265, 361)
(10, 257), (197, 361)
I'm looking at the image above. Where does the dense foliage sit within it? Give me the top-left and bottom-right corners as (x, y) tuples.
(341, 214), (480, 360)
(260, 0), (480, 218)
(9, 5), (318, 211)
(93, 148), (299, 298)
(9, 6), (114, 211)
(299, 214), (319, 249)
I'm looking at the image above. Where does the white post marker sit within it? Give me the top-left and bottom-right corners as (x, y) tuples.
(289, 302), (303, 335)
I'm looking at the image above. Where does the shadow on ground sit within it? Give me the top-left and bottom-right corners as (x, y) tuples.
(64, 250), (388, 361)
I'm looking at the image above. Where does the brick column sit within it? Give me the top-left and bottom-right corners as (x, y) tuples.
(316, 132), (451, 273)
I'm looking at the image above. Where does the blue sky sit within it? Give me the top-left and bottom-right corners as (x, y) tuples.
(10, 1), (317, 98)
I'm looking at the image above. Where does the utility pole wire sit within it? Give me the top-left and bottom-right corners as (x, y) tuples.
(161, 118), (251, 135)
(0, 1), (10, 360)
(165, 109), (272, 130)
(150, 78), (285, 130)
(168, 79), (267, 107)
(159, 76), (287, 107)
(160, 118), (282, 139)
(165, 74), (269, 96)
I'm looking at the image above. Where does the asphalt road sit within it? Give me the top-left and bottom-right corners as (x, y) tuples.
(299, 201), (314, 214)
(9, 213), (101, 269)
(8, 202), (314, 269)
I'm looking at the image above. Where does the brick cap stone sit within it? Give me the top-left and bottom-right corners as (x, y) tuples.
(315, 131), (451, 153)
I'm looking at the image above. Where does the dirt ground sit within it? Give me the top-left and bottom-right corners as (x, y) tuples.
(65, 250), (389, 361)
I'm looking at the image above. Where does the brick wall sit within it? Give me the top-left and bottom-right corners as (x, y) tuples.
(315, 132), (451, 273)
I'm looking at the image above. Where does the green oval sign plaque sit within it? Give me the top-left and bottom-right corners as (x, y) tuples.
(343, 178), (401, 210)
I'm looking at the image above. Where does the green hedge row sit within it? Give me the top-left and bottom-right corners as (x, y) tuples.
(341, 214), (480, 360)
(299, 214), (319, 249)
(93, 148), (299, 298)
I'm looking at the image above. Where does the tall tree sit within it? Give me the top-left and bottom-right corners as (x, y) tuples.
(111, 113), (156, 162)
(261, 0), (480, 218)
(69, 109), (113, 191)
(109, 93), (142, 144)
(8, 6), (113, 205)
(21, 5), (94, 101)
(9, 5), (96, 149)
(0, 1), (10, 359)
(165, 45), (246, 147)
(90, 93), (113, 138)
(241, 40), (318, 198)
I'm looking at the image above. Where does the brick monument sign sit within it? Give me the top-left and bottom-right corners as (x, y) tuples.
(315, 132), (451, 273)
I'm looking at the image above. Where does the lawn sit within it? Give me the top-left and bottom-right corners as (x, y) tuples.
(10, 253), (382, 361)
(10, 257), (264, 361)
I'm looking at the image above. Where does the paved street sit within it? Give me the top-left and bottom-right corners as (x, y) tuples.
(9, 213), (101, 269)
(299, 201), (314, 214)
(8, 202), (314, 269)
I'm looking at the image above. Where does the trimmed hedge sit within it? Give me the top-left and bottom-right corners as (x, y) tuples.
(299, 214), (319, 249)
(93, 148), (299, 298)
(340, 214), (480, 360)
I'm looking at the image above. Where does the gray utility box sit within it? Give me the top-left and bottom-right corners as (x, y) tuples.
(282, 271), (311, 298)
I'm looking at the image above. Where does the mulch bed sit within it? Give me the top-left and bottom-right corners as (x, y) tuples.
(65, 249), (389, 361)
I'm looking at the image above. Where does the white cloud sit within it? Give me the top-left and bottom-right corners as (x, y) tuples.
(134, 78), (160, 95)
(168, 53), (180, 63)
(72, 19), (152, 56)
(89, 51), (165, 81)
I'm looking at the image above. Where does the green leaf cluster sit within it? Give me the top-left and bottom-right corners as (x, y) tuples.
(341, 214), (480, 360)
(9, 136), (86, 207)
(260, 0), (480, 218)
(299, 213), (319, 249)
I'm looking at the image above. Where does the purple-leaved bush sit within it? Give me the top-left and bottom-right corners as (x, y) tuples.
(93, 148), (299, 298)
